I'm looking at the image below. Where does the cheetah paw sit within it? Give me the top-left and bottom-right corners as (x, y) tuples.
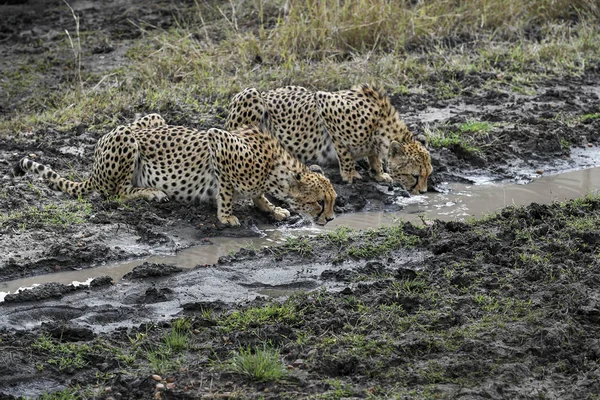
(374, 172), (393, 183)
(151, 191), (169, 202)
(272, 207), (291, 221)
(219, 215), (241, 226)
(342, 170), (362, 184)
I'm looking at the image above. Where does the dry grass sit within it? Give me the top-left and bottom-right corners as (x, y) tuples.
(270, 0), (599, 59)
(0, 0), (599, 136)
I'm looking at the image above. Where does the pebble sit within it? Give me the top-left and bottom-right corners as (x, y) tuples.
(156, 383), (165, 390)
(166, 377), (175, 383)
(589, 143), (593, 147)
(536, 170), (544, 175)
(152, 374), (163, 381)
(166, 383), (176, 389)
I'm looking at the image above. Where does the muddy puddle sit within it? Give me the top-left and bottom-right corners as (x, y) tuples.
(3, 161), (599, 302)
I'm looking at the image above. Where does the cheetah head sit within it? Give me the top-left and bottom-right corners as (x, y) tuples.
(388, 140), (432, 195)
(286, 167), (336, 225)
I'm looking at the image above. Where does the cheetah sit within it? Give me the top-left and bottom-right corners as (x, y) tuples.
(226, 84), (432, 194)
(13, 114), (337, 226)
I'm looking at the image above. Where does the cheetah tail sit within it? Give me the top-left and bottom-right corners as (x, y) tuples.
(14, 157), (93, 197)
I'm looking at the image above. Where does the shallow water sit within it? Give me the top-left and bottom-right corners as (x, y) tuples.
(2, 164), (600, 300)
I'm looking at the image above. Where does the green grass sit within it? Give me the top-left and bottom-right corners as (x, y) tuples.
(38, 387), (82, 400)
(219, 300), (301, 332)
(322, 226), (354, 247)
(225, 345), (288, 382)
(274, 236), (314, 257)
(144, 318), (191, 374)
(162, 317), (191, 352)
(426, 125), (482, 155)
(346, 225), (419, 259)
(32, 335), (90, 372)
(0, 199), (92, 229)
(580, 112), (600, 122)
(391, 278), (429, 295)
(458, 121), (493, 134)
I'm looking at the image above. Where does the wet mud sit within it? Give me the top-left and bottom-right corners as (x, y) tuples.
(1, 0), (600, 399)
(2, 199), (600, 399)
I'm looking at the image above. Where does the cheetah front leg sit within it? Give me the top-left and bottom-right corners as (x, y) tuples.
(329, 133), (361, 183)
(335, 146), (362, 183)
(215, 179), (240, 226)
(368, 154), (392, 183)
(118, 186), (169, 202)
(253, 195), (291, 221)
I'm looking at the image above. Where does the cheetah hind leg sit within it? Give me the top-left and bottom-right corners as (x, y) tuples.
(253, 195), (291, 221)
(106, 125), (169, 203)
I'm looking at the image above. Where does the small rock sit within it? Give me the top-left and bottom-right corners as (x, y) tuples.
(166, 377), (175, 383)
(152, 374), (163, 382)
(589, 143), (594, 147)
(292, 359), (304, 366)
(156, 383), (165, 390)
(536, 170), (544, 175)
(28, 153), (37, 158)
(166, 383), (175, 389)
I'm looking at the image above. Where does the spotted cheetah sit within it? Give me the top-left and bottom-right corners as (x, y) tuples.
(226, 84), (432, 194)
(13, 114), (337, 226)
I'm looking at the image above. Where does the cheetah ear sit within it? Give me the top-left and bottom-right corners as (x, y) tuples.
(295, 172), (302, 181)
(415, 134), (428, 147)
(309, 164), (324, 175)
(390, 141), (404, 157)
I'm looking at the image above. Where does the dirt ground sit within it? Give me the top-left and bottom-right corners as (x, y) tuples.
(1, 1), (600, 399)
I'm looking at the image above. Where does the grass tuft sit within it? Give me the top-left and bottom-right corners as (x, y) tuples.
(225, 345), (288, 382)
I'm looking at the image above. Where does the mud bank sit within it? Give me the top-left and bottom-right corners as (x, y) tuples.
(1, 197), (600, 399)
(1, 0), (600, 281)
